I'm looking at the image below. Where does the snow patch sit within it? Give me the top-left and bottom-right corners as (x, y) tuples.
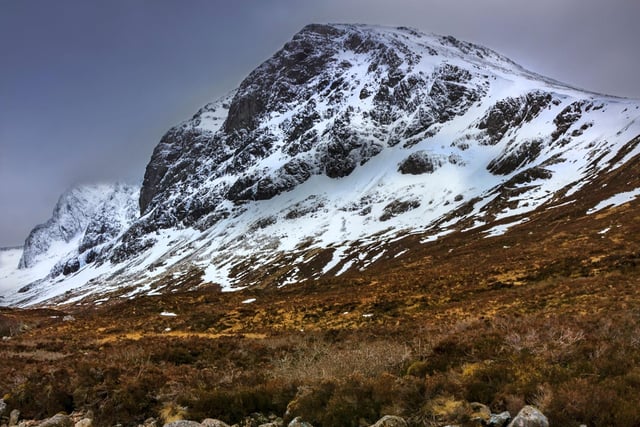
(587, 188), (640, 214)
(484, 218), (529, 238)
(160, 311), (177, 317)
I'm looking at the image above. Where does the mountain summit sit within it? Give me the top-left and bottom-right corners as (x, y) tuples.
(2, 24), (640, 306)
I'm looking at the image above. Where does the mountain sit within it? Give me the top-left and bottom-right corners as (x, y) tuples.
(2, 23), (640, 307)
(18, 185), (111, 270)
(0, 183), (138, 302)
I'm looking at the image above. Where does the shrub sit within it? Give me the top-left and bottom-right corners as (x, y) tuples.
(7, 368), (73, 420)
(425, 338), (471, 374)
(180, 386), (286, 424)
(406, 360), (429, 378)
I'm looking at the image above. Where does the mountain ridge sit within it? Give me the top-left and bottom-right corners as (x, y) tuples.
(1, 23), (639, 307)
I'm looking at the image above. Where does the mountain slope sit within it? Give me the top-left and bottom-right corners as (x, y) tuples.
(18, 185), (112, 269)
(0, 184), (139, 302)
(2, 24), (640, 306)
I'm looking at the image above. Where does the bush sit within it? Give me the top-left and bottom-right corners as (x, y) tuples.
(7, 368), (73, 420)
(181, 386), (288, 424)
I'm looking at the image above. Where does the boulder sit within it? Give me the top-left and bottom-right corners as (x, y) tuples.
(9, 409), (20, 427)
(201, 420), (230, 427)
(163, 422), (202, 427)
(39, 414), (73, 427)
(74, 419), (92, 427)
(287, 418), (313, 427)
(487, 411), (511, 427)
(370, 415), (408, 427)
(239, 413), (270, 427)
(0, 399), (6, 417)
(507, 406), (548, 427)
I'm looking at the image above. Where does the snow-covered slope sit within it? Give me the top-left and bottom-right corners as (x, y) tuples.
(2, 24), (640, 306)
(1, 183), (139, 301)
(18, 185), (110, 269)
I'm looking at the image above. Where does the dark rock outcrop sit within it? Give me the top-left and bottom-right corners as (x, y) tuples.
(551, 100), (588, 143)
(478, 91), (553, 145)
(380, 199), (421, 221)
(398, 151), (446, 175)
(487, 139), (544, 175)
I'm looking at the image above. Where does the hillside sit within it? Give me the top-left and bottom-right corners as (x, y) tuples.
(1, 154), (640, 425)
(1, 24), (639, 307)
(1, 23), (640, 427)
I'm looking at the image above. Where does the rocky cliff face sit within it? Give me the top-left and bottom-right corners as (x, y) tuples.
(119, 24), (528, 260)
(3, 24), (640, 306)
(17, 183), (139, 276)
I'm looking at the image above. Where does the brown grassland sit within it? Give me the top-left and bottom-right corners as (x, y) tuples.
(2, 154), (640, 426)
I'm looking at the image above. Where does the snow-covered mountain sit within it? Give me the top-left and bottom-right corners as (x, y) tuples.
(18, 185), (111, 269)
(0, 183), (138, 302)
(2, 24), (640, 306)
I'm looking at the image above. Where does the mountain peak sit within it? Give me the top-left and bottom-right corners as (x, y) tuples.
(17, 183), (139, 273)
(2, 24), (640, 306)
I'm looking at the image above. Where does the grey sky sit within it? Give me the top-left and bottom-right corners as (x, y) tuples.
(1, 0), (639, 247)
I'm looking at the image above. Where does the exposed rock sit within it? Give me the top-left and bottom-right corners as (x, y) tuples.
(9, 409), (20, 427)
(201, 420), (230, 427)
(163, 421), (202, 427)
(398, 151), (445, 175)
(552, 101), (585, 142)
(0, 399), (5, 417)
(380, 199), (420, 221)
(287, 418), (313, 427)
(238, 413), (271, 427)
(487, 139), (544, 175)
(38, 414), (72, 427)
(74, 419), (92, 427)
(487, 411), (511, 427)
(370, 415), (408, 427)
(478, 91), (553, 145)
(502, 167), (553, 187)
(131, 23), (493, 250)
(507, 406), (548, 427)
(140, 418), (158, 427)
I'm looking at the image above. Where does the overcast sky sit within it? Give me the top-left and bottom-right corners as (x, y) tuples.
(1, 0), (639, 247)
